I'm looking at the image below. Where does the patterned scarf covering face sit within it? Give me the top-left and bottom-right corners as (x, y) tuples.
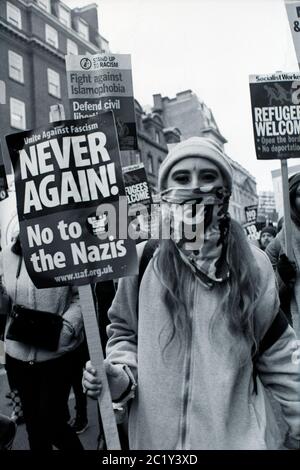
(161, 186), (231, 283)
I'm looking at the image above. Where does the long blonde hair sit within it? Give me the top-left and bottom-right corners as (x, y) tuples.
(153, 219), (261, 363)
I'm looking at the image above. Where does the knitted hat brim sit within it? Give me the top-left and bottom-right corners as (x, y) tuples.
(158, 138), (233, 191)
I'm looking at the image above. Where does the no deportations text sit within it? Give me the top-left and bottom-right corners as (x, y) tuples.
(263, 143), (300, 153)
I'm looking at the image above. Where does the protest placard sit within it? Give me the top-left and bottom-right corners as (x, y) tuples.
(285, 1), (300, 66)
(249, 73), (300, 159)
(244, 205), (258, 224)
(243, 205), (259, 241)
(66, 54), (137, 151)
(6, 112), (138, 288)
(249, 73), (298, 257)
(123, 163), (152, 207)
(243, 223), (259, 241)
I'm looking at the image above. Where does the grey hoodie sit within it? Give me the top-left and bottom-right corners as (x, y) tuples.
(106, 242), (300, 450)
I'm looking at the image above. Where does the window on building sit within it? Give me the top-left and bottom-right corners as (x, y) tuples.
(45, 24), (58, 48)
(147, 153), (154, 174)
(47, 68), (61, 98)
(58, 4), (71, 28)
(37, 0), (51, 13)
(10, 97), (26, 129)
(155, 131), (160, 144)
(8, 50), (24, 83)
(7, 2), (22, 29)
(67, 39), (78, 55)
(78, 19), (89, 41)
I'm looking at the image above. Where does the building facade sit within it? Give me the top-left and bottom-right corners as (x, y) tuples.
(0, 0), (110, 246)
(0, 0), (109, 170)
(153, 90), (227, 149)
(229, 159), (258, 223)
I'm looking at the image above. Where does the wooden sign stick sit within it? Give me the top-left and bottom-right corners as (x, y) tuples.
(49, 105), (121, 450)
(281, 159), (293, 260)
(79, 284), (121, 450)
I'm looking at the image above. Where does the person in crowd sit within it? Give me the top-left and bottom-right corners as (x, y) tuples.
(83, 137), (300, 450)
(266, 173), (300, 335)
(259, 225), (277, 251)
(0, 233), (85, 451)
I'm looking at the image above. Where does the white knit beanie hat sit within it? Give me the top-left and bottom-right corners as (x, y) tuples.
(158, 137), (233, 191)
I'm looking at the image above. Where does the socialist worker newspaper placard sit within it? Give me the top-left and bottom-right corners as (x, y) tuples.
(65, 54), (137, 151)
(5, 112), (138, 288)
(249, 72), (300, 159)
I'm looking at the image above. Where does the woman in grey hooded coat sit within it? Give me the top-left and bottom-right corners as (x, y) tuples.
(84, 137), (300, 450)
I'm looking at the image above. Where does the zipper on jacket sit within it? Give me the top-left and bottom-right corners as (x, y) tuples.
(180, 273), (195, 449)
(180, 343), (192, 448)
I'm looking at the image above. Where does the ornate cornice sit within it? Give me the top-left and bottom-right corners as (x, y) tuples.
(20, 1), (100, 51)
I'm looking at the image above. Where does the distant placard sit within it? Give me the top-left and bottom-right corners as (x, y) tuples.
(243, 223), (259, 241)
(244, 205), (258, 224)
(122, 163), (153, 239)
(249, 73), (300, 159)
(122, 163), (152, 208)
(243, 205), (259, 241)
(66, 54), (137, 151)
